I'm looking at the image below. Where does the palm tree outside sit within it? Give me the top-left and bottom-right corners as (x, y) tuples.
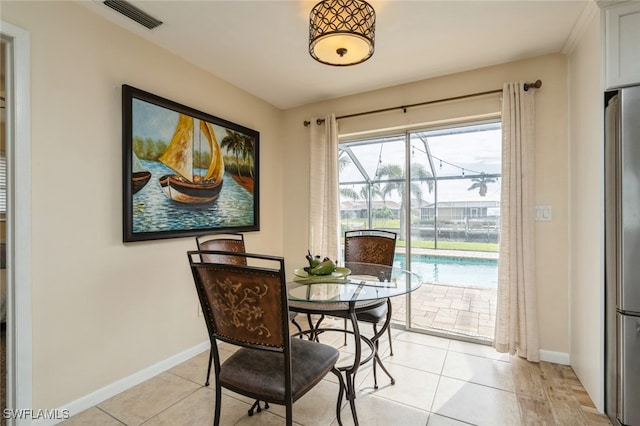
(467, 173), (498, 197)
(376, 162), (433, 240)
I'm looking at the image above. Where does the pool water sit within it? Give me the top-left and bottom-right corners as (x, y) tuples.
(394, 253), (498, 288)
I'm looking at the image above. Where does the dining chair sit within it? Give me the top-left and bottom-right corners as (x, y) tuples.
(195, 233), (247, 387)
(196, 233), (247, 265)
(188, 250), (344, 426)
(195, 233), (303, 388)
(341, 229), (397, 388)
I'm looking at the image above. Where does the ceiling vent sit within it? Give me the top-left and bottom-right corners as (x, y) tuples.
(103, 0), (163, 30)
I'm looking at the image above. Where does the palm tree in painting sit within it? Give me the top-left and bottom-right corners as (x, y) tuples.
(467, 173), (498, 197)
(221, 130), (247, 178)
(240, 134), (255, 179)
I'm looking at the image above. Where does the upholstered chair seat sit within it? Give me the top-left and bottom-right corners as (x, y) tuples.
(219, 338), (338, 403)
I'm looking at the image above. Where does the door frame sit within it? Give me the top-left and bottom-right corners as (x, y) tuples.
(2, 20), (33, 425)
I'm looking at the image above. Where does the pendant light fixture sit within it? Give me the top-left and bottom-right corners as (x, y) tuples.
(309, 0), (376, 66)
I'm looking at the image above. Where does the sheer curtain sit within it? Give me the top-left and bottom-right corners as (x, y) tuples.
(308, 114), (340, 260)
(494, 82), (540, 362)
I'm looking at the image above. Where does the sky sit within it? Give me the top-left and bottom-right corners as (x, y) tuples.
(131, 98), (238, 148)
(339, 123), (502, 203)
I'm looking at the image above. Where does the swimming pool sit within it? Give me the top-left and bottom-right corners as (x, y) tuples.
(394, 253), (498, 288)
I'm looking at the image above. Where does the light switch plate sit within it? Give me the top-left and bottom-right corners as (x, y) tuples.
(535, 205), (552, 221)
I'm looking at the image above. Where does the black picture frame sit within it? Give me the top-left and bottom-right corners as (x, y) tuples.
(122, 85), (260, 242)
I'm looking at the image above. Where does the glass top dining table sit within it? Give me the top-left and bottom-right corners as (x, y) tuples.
(287, 262), (422, 426)
(287, 261), (422, 305)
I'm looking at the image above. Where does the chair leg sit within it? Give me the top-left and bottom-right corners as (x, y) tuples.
(372, 323), (379, 389)
(248, 400), (269, 416)
(371, 299), (396, 386)
(373, 299), (396, 389)
(306, 313), (326, 342)
(205, 348), (213, 386)
(214, 382), (222, 425)
(291, 316), (303, 337)
(343, 318), (348, 346)
(286, 400), (293, 426)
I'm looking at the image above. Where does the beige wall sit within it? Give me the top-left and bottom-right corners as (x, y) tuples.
(567, 8), (604, 409)
(282, 54), (572, 356)
(2, 1), (284, 410)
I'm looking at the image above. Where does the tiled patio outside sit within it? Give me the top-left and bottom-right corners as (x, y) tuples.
(391, 283), (497, 343)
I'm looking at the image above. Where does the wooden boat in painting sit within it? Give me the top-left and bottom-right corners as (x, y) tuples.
(158, 114), (224, 203)
(132, 152), (151, 194)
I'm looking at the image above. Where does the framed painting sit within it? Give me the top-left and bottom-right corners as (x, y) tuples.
(122, 85), (260, 242)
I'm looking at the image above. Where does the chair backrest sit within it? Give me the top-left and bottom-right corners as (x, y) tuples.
(188, 250), (288, 351)
(195, 233), (247, 265)
(344, 229), (397, 266)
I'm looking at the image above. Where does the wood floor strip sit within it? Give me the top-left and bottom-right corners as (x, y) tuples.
(510, 359), (611, 425)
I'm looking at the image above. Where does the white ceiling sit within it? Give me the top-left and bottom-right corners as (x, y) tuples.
(78, 0), (590, 110)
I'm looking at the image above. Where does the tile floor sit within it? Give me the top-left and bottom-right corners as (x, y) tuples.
(62, 319), (611, 426)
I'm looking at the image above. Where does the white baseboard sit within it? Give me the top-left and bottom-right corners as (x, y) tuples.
(540, 349), (570, 365)
(34, 340), (210, 426)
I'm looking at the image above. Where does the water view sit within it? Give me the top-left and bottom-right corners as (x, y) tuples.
(132, 160), (254, 234)
(394, 253), (498, 288)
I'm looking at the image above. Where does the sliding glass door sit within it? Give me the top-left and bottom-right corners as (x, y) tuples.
(339, 121), (501, 343)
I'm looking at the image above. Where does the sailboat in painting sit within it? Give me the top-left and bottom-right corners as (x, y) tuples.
(158, 114), (225, 203)
(132, 151), (151, 194)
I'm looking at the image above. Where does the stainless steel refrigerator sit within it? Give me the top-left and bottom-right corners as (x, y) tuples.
(605, 84), (640, 426)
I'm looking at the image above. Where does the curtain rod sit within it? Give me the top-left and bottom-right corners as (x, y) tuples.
(303, 79), (542, 126)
